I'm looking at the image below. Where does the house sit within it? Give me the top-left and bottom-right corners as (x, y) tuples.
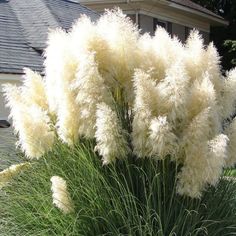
(78, 0), (228, 43)
(0, 0), (99, 123)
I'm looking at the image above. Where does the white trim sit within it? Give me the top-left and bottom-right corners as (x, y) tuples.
(166, 1), (228, 26)
(138, 9), (210, 32)
(94, 7), (210, 32)
(0, 74), (22, 93)
(79, 0), (130, 4)
(82, 1), (211, 32)
(0, 73), (22, 82)
(121, 10), (136, 14)
(80, 0), (227, 26)
(135, 10), (139, 24)
(79, 0), (144, 3)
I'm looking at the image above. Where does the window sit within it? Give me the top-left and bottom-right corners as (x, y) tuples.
(153, 18), (172, 35)
(200, 31), (210, 45)
(153, 18), (167, 31)
(185, 27), (193, 40)
(127, 14), (136, 25)
(167, 22), (172, 35)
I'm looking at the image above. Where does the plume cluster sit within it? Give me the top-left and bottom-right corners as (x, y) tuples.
(3, 9), (236, 198)
(95, 103), (130, 165)
(3, 72), (54, 159)
(50, 176), (74, 214)
(0, 163), (30, 189)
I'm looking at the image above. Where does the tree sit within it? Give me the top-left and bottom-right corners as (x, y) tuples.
(193, 0), (236, 70)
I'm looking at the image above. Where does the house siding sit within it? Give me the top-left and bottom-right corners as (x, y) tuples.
(0, 74), (21, 120)
(128, 13), (211, 44)
(0, 75), (21, 153)
(139, 14), (154, 35)
(172, 23), (186, 42)
(200, 30), (210, 44)
(0, 91), (8, 120)
(79, 0), (219, 45)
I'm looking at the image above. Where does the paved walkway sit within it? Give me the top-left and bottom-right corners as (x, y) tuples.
(0, 127), (18, 169)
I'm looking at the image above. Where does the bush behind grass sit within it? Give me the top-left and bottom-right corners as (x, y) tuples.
(1, 141), (236, 236)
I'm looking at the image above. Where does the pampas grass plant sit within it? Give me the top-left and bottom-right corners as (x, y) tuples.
(1, 9), (236, 235)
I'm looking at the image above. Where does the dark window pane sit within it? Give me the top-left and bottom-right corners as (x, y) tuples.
(167, 22), (172, 36)
(127, 14), (136, 24)
(153, 18), (167, 32)
(185, 26), (193, 40)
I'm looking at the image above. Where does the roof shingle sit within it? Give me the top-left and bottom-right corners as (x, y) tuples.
(0, 0), (99, 74)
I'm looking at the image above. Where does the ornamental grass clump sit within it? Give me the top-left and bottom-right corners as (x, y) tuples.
(1, 9), (236, 235)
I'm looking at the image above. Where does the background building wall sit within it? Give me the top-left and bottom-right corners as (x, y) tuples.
(0, 74), (21, 120)
(139, 14), (154, 35)
(172, 22), (185, 42)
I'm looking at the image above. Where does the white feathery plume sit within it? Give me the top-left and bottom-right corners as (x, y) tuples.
(132, 69), (160, 115)
(56, 92), (80, 145)
(70, 15), (96, 54)
(50, 176), (74, 214)
(44, 29), (78, 117)
(132, 111), (152, 158)
(138, 33), (160, 80)
(205, 43), (224, 94)
(44, 28), (74, 114)
(177, 108), (211, 198)
(148, 116), (178, 159)
(72, 52), (111, 138)
(206, 134), (228, 185)
(151, 27), (184, 81)
(139, 28), (183, 82)
(18, 105), (55, 159)
(95, 103), (129, 165)
(70, 15), (110, 71)
(0, 163), (30, 189)
(186, 73), (216, 122)
(21, 68), (48, 110)
(132, 69), (160, 157)
(219, 68), (236, 120)
(44, 29), (80, 144)
(225, 117), (236, 167)
(177, 111), (227, 198)
(156, 61), (189, 129)
(184, 30), (206, 80)
(2, 84), (23, 109)
(186, 72), (222, 137)
(96, 8), (140, 97)
(3, 84), (54, 159)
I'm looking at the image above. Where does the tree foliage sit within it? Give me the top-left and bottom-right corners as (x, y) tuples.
(193, 0), (236, 70)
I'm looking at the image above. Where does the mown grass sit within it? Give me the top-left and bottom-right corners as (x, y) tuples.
(1, 140), (236, 236)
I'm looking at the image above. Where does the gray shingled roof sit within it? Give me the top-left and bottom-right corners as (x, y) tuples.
(170, 0), (225, 20)
(0, 0), (99, 74)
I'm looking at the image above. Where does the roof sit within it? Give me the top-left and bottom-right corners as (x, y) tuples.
(169, 0), (224, 19)
(0, 0), (99, 74)
(79, 0), (228, 26)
